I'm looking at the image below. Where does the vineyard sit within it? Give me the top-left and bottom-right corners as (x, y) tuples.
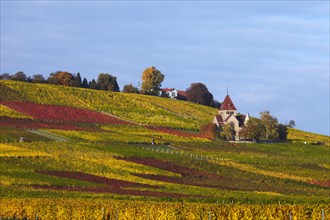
(1, 198), (329, 219)
(0, 80), (329, 219)
(0, 80), (216, 129)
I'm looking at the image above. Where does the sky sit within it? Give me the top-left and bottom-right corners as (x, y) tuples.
(1, 1), (329, 136)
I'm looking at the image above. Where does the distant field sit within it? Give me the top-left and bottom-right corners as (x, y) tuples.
(287, 127), (329, 145)
(0, 80), (329, 219)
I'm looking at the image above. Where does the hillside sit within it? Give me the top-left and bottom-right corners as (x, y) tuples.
(0, 80), (329, 219)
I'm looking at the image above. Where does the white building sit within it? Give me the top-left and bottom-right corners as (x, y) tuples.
(158, 88), (187, 100)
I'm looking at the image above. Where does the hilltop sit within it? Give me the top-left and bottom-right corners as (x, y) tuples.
(0, 80), (329, 218)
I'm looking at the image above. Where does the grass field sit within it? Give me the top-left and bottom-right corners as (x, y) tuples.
(0, 80), (329, 219)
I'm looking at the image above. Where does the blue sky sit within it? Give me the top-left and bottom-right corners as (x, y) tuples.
(1, 1), (329, 135)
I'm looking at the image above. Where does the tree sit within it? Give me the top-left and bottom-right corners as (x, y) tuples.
(244, 117), (264, 141)
(260, 111), (279, 140)
(277, 123), (288, 141)
(141, 66), (164, 95)
(81, 78), (89, 88)
(31, 74), (45, 83)
(213, 100), (221, 109)
(288, 120), (295, 128)
(47, 71), (74, 86)
(186, 83), (214, 107)
(0, 73), (12, 80)
(238, 126), (249, 140)
(221, 123), (236, 140)
(12, 71), (27, 82)
(89, 79), (97, 89)
(71, 72), (82, 87)
(123, 84), (139, 93)
(200, 123), (218, 139)
(97, 73), (119, 91)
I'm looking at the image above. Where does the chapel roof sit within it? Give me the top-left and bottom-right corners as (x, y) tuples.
(220, 95), (237, 111)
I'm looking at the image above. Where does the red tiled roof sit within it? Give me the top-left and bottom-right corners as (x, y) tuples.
(215, 115), (225, 124)
(177, 90), (187, 97)
(220, 95), (237, 111)
(160, 88), (175, 92)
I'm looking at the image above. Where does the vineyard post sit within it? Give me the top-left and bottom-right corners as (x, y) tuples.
(289, 211), (292, 220)
(35, 210), (38, 220)
(322, 209), (324, 220)
(208, 211), (211, 220)
(146, 209), (150, 220)
(101, 207), (104, 220)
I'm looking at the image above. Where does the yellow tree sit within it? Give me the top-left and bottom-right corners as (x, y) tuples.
(141, 66), (164, 95)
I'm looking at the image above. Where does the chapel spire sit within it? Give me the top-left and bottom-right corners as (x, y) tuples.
(219, 94), (237, 111)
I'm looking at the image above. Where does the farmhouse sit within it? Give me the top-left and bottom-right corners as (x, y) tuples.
(158, 88), (187, 100)
(213, 94), (249, 140)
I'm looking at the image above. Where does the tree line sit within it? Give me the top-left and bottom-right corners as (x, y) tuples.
(1, 67), (219, 108)
(0, 71), (120, 91)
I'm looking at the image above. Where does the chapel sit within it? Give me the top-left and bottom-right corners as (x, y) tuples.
(213, 94), (249, 140)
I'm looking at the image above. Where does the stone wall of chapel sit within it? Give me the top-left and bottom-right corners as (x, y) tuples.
(224, 116), (240, 133)
(219, 110), (238, 120)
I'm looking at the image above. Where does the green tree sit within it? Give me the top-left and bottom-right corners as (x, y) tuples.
(82, 78), (89, 88)
(260, 111), (279, 140)
(123, 84), (139, 93)
(186, 83), (214, 107)
(244, 118), (264, 141)
(141, 66), (164, 95)
(31, 74), (45, 83)
(89, 79), (97, 89)
(97, 73), (119, 91)
(277, 123), (288, 141)
(72, 72), (82, 87)
(288, 120), (295, 128)
(12, 71), (27, 82)
(221, 123), (236, 140)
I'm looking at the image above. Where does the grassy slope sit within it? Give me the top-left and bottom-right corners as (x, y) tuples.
(0, 80), (329, 205)
(0, 80), (216, 129)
